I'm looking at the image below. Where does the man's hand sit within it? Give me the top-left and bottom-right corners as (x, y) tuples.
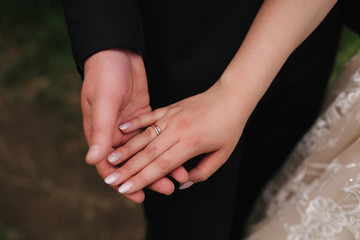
(81, 49), (185, 202)
(81, 49), (152, 202)
(82, 48), (150, 165)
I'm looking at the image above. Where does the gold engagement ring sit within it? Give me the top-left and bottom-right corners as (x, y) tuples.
(151, 124), (161, 136)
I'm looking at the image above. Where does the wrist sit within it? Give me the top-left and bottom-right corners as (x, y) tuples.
(82, 49), (136, 99)
(84, 49), (126, 71)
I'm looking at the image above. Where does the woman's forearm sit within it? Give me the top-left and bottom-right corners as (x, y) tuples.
(220, 0), (338, 114)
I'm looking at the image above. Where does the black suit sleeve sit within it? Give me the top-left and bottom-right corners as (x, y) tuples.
(62, 0), (145, 76)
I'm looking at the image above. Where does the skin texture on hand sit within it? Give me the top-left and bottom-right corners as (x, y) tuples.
(105, 80), (251, 195)
(81, 49), (150, 202)
(81, 48), (189, 202)
(82, 49), (151, 160)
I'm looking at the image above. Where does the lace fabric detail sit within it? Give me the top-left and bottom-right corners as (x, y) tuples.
(285, 161), (360, 240)
(286, 197), (349, 240)
(246, 52), (360, 240)
(264, 69), (360, 218)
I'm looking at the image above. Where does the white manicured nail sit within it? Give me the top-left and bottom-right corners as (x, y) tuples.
(118, 181), (134, 193)
(86, 145), (100, 160)
(179, 181), (194, 190)
(107, 152), (122, 163)
(104, 172), (121, 184)
(119, 122), (132, 131)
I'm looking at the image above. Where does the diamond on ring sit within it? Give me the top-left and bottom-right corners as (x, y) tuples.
(151, 124), (161, 136)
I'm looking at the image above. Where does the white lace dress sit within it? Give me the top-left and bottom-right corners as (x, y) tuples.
(246, 51), (360, 240)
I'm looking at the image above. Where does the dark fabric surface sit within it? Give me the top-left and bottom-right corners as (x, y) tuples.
(343, 0), (360, 34)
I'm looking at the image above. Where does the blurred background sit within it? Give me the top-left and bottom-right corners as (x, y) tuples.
(0, 1), (144, 240)
(0, 1), (359, 240)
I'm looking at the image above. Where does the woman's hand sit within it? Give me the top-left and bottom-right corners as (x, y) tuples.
(103, 79), (252, 197)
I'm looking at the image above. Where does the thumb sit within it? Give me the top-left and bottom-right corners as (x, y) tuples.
(85, 96), (119, 165)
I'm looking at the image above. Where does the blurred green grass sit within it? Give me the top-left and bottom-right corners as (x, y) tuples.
(0, 1), (359, 239)
(0, 221), (22, 240)
(0, 0), (80, 110)
(0, 4), (84, 237)
(330, 26), (360, 84)
(0, 0), (83, 146)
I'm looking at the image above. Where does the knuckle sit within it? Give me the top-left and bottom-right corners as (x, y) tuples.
(173, 117), (190, 131)
(91, 123), (103, 135)
(149, 179), (175, 196)
(144, 127), (155, 140)
(185, 135), (202, 148)
(166, 107), (179, 116)
(143, 145), (157, 159)
(155, 158), (170, 174)
(133, 175), (146, 189)
(167, 116), (193, 135)
(91, 123), (112, 140)
(120, 164), (131, 176)
(154, 108), (166, 118)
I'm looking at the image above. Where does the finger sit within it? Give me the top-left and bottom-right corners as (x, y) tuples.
(179, 149), (230, 190)
(119, 108), (166, 132)
(147, 177), (175, 196)
(122, 190), (145, 203)
(117, 141), (197, 194)
(100, 154), (179, 197)
(98, 153), (175, 197)
(96, 161), (146, 203)
(86, 96), (120, 165)
(107, 123), (167, 165)
(111, 129), (141, 149)
(95, 160), (146, 202)
(82, 96), (127, 153)
(104, 131), (176, 187)
(96, 159), (118, 179)
(168, 166), (189, 184)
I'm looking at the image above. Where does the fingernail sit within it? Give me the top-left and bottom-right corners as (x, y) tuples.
(118, 181), (134, 193)
(119, 122), (132, 131)
(104, 172), (121, 184)
(107, 152), (122, 163)
(86, 145), (100, 160)
(179, 181), (194, 190)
